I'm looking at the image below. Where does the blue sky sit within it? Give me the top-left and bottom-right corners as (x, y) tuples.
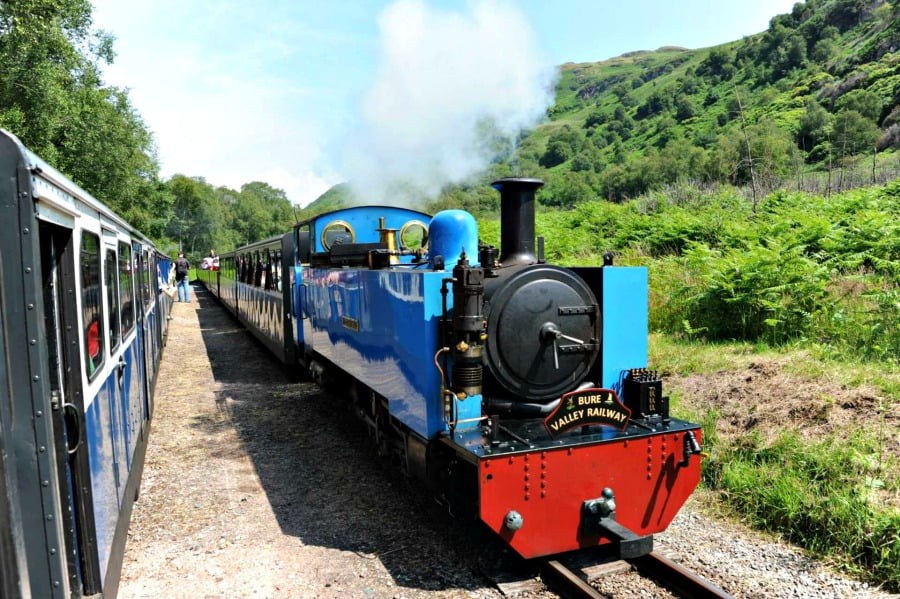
(91, 0), (798, 206)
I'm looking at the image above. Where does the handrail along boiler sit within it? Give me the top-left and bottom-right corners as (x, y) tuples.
(200, 177), (704, 559)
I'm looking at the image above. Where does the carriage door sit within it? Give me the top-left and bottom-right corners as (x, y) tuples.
(39, 220), (103, 594)
(133, 243), (152, 420)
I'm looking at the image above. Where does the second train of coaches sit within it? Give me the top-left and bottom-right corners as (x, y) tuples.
(200, 178), (705, 560)
(0, 130), (172, 598)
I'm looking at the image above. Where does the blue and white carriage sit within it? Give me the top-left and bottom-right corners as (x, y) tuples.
(0, 130), (171, 598)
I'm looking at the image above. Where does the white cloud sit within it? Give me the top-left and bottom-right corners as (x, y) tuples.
(92, 0), (342, 207)
(256, 166), (337, 208)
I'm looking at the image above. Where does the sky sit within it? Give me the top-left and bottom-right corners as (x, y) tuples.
(90, 0), (799, 207)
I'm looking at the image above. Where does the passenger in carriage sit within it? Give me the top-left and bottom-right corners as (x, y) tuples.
(201, 249), (219, 271)
(158, 264), (176, 299)
(86, 318), (100, 376)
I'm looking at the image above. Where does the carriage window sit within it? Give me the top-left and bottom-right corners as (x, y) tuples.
(119, 243), (135, 335)
(80, 232), (105, 378)
(264, 249), (273, 290)
(272, 249), (281, 291)
(106, 248), (121, 351)
(254, 251), (263, 287)
(142, 249), (152, 310)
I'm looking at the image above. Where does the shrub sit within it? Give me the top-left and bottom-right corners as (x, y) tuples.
(661, 240), (832, 343)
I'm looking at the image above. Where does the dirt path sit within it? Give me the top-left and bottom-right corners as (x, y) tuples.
(118, 285), (504, 599)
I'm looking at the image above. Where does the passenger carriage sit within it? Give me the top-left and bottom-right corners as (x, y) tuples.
(0, 129), (171, 598)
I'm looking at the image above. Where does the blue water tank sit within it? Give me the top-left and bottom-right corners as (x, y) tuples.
(429, 210), (479, 269)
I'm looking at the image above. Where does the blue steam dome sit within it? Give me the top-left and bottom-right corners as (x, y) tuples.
(428, 210), (478, 269)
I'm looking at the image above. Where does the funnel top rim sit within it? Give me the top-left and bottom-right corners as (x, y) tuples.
(491, 177), (544, 191)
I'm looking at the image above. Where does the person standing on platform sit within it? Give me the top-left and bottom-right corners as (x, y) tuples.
(174, 251), (191, 302)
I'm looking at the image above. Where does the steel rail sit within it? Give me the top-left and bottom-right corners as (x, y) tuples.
(628, 552), (734, 599)
(537, 551), (732, 599)
(539, 559), (605, 599)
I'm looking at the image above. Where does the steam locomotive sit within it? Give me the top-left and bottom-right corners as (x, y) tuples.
(0, 130), (172, 597)
(200, 177), (704, 559)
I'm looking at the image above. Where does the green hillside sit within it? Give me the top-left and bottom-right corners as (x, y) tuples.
(307, 0), (900, 214)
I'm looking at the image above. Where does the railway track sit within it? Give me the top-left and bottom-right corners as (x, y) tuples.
(538, 552), (733, 599)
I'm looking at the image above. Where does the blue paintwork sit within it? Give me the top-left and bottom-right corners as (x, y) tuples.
(158, 258), (172, 283)
(84, 380), (118, 583)
(296, 205), (489, 437)
(83, 328), (147, 583)
(294, 264), (309, 348)
(124, 334), (145, 465)
(428, 210), (478, 267)
(600, 267), (649, 393)
(306, 205), (430, 258)
(303, 266), (482, 438)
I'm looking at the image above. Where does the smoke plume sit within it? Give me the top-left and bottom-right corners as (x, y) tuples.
(343, 0), (557, 204)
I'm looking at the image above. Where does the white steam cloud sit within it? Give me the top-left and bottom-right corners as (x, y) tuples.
(344, 0), (557, 204)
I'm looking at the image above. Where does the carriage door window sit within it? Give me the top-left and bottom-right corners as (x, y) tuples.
(119, 243), (135, 336)
(142, 249), (152, 311)
(264, 249), (272, 290)
(273, 249), (282, 292)
(80, 232), (105, 378)
(106, 248), (121, 351)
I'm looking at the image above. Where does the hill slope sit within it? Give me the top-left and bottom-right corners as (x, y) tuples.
(307, 0), (900, 214)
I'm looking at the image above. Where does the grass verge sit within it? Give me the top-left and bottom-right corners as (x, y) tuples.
(652, 334), (900, 591)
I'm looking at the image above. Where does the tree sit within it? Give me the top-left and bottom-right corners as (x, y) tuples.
(539, 171), (600, 208)
(165, 175), (218, 255)
(585, 108), (607, 128)
(540, 140), (574, 168)
(636, 88), (674, 119)
(539, 126), (583, 168)
(825, 0), (867, 31)
(798, 99), (832, 156)
(708, 120), (796, 188)
(656, 138), (708, 182)
(832, 110), (880, 157)
(570, 145), (604, 173)
(699, 47), (735, 80)
(810, 25), (840, 61)
(835, 89), (883, 122)
(0, 0), (167, 232)
(675, 95), (697, 121)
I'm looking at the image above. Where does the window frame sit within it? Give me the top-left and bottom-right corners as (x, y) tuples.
(80, 231), (105, 380)
(105, 247), (121, 352)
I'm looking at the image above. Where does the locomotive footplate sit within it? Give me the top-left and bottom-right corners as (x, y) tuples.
(444, 415), (702, 459)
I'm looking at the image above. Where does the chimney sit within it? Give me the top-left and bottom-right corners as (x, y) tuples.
(491, 177), (544, 266)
